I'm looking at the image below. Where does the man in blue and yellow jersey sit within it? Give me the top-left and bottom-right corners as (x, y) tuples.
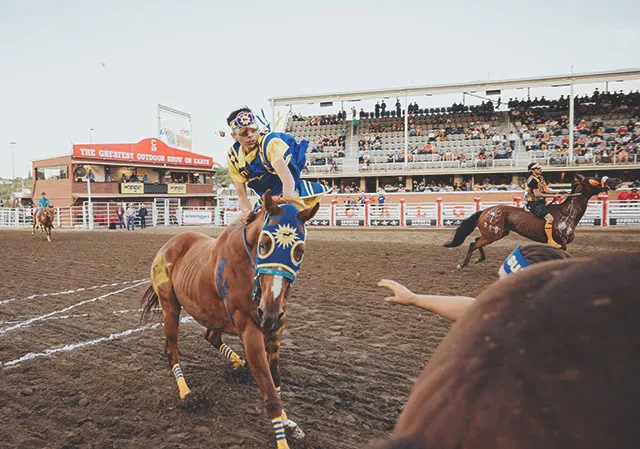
(226, 107), (332, 213)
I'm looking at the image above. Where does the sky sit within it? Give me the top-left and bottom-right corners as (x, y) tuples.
(1, 0), (639, 179)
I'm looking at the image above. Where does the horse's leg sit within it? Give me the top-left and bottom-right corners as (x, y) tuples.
(161, 300), (190, 399)
(204, 328), (245, 369)
(46, 226), (51, 243)
(240, 320), (289, 449)
(475, 245), (487, 263)
(266, 317), (305, 441)
(457, 240), (477, 270)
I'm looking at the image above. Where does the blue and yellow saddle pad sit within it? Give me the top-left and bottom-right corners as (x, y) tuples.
(227, 131), (333, 210)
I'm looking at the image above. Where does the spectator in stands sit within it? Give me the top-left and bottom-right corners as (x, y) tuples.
(117, 203), (125, 230)
(381, 100), (387, 116)
(121, 173), (128, 183)
(138, 203), (148, 229)
(87, 170), (95, 182)
(142, 173), (148, 183)
(125, 204), (137, 231)
(396, 99), (402, 117)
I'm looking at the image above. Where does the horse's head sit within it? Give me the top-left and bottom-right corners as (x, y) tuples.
(250, 191), (319, 330)
(571, 174), (622, 196)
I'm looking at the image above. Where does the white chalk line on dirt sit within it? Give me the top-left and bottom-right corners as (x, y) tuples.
(1, 323), (162, 367)
(0, 278), (150, 306)
(0, 308), (161, 325)
(2, 315), (195, 367)
(0, 280), (150, 338)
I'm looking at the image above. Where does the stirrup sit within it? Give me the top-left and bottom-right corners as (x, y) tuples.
(546, 238), (562, 248)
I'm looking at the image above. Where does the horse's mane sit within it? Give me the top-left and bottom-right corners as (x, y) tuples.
(570, 180), (579, 194)
(226, 208), (265, 232)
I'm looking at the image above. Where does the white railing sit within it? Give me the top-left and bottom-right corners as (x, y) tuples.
(608, 201), (640, 226)
(2, 200), (639, 229)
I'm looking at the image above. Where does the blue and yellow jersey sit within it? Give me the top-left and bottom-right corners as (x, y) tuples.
(227, 131), (332, 209)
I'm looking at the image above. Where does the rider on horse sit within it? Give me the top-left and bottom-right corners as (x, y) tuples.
(226, 108), (332, 213)
(35, 192), (51, 220)
(524, 162), (568, 248)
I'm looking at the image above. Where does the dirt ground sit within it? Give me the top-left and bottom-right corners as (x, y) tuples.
(1, 226), (639, 449)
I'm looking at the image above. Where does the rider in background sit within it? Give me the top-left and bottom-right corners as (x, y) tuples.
(524, 162), (569, 248)
(378, 244), (571, 322)
(36, 192), (51, 220)
(226, 107), (332, 213)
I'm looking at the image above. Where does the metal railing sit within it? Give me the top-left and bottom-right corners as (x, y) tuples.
(2, 200), (639, 229)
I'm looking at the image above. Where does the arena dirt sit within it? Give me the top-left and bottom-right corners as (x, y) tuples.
(1, 227), (639, 448)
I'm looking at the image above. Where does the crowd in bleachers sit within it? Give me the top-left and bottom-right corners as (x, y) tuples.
(511, 89), (640, 166)
(287, 88), (640, 174)
(287, 113), (348, 171)
(357, 111), (513, 170)
(357, 98), (495, 119)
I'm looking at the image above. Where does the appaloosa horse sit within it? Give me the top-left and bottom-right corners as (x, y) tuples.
(444, 175), (622, 269)
(374, 252), (640, 449)
(32, 206), (55, 242)
(141, 191), (318, 449)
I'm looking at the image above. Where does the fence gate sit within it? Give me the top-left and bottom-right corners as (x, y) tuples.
(154, 198), (181, 226)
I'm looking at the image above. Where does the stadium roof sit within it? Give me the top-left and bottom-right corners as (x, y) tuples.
(269, 68), (640, 107)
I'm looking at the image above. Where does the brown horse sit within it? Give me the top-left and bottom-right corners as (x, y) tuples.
(32, 206), (55, 242)
(444, 174), (622, 269)
(374, 252), (640, 449)
(141, 191), (318, 449)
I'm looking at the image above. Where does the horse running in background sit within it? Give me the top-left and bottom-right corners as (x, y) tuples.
(32, 206), (55, 242)
(443, 175), (622, 269)
(374, 252), (640, 449)
(141, 191), (318, 449)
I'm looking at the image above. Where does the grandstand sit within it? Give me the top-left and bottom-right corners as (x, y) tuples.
(271, 69), (640, 193)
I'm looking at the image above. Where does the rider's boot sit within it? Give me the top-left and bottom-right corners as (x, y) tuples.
(544, 223), (562, 248)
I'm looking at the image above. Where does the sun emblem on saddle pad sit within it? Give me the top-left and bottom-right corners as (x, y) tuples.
(273, 224), (298, 248)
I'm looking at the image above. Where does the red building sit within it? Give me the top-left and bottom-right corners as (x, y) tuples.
(32, 138), (215, 208)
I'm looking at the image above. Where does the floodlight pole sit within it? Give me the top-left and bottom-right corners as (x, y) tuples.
(404, 94), (409, 168)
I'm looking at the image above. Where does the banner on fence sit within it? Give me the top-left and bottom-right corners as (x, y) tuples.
(182, 210), (212, 225)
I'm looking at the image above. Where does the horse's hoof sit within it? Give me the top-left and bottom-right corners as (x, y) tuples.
(456, 264), (463, 270)
(284, 419), (305, 440)
(225, 363), (253, 385)
(232, 359), (246, 370)
(178, 389), (209, 411)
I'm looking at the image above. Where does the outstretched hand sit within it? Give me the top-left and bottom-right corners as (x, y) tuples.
(378, 279), (415, 306)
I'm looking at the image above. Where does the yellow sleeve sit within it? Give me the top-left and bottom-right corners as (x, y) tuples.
(227, 152), (246, 184)
(266, 138), (289, 164)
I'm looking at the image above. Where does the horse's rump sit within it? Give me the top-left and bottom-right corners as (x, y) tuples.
(391, 253), (640, 448)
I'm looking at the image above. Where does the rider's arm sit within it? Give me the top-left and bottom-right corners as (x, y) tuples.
(532, 188), (565, 199)
(266, 138), (296, 201)
(378, 279), (475, 322)
(227, 153), (253, 213)
(273, 158), (296, 200)
(234, 181), (253, 214)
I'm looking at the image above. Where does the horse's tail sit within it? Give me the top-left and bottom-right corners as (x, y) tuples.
(442, 210), (483, 248)
(140, 285), (160, 323)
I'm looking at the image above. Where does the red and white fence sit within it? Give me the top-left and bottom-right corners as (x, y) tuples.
(2, 199), (640, 229)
